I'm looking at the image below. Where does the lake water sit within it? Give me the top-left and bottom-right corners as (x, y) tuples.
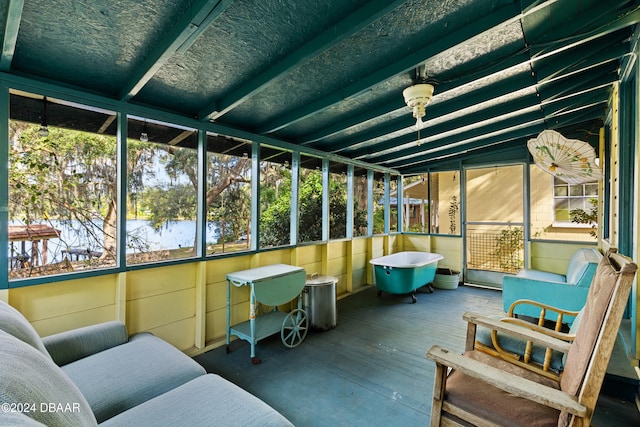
(9, 219), (201, 263)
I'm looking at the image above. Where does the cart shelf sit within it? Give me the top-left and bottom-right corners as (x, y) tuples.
(226, 264), (308, 364)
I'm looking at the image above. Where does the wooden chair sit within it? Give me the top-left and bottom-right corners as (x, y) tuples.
(426, 250), (637, 426)
(472, 299), (582, 380)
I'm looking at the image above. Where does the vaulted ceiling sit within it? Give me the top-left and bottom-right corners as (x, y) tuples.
(2, 0), (638, 173)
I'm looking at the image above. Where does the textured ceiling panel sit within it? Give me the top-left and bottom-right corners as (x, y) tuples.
(14, 0), (190, 97)
(133, 0), (367, 115)
(220, 0), (510, 127)
(2, 0), (636, 173)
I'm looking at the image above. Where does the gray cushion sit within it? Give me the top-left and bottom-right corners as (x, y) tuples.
(0, 330), (98, 427)
(43, 320), (128, 366)
(62, 332), (206, 423)
(0, 300), (50, 358)
(101, 374), (294, 427)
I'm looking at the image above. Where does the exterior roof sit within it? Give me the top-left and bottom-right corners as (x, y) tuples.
(2, 0), (638, 173)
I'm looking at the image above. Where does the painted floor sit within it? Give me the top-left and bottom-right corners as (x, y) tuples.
(195, 285), (640, 426)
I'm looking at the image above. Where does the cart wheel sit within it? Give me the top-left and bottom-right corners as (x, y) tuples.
(281, 309), (308, 348)
(251, 357), (261, 365)
(225, 345), (230, 354)
(410, 292), (417, 304)
(377, 290), (382, 297)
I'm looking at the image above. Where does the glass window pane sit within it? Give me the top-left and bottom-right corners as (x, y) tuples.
(373, 172), (385, 234)
(353, 167), (369, 237)
(585, 183), (598, 196)
(299, 155), (323, 244)
(329, 162), (347, 240)
(205, 134), (252, 255)
(430, 171), (460, 235)
(402, 174), (428, 232)
(127, 118), (198, 264)
(569, 184), (584, 197)
(259, 146), (292, 248)
(389, 175), (398, 232)
(554, 185), (568, 197)
(9, 92), (118, 279)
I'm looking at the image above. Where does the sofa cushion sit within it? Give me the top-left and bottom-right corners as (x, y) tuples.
(566, 248), (602, 286)
(0, 300), (50, 358)
(43, 320), (129, 366)
(62, 332), (206, 423)
(101, 374), (294, 427)
(0, 330), (98, 427)
(515, 269), (566, 283)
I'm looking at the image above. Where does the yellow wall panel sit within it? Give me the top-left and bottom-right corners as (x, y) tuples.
(10, 276), (116, 321)
(351, 268), (367, 290)
(251, 249), (291, 267)
(206, 280), (227, 312)
(431, 236), (463, 272)
(352, 237), (368, 254)
(294, 245), (323, 265)
(127, 263), (195, 300)
(529, 242), (597, 274)
(402, 235), (430, 251)
(206, 256), (251, 283)
(32, 305), (116, 338)
(127, 288), (195, 333)
(327, 241), (346, 259)
(205, 307), (226, 344)
(147, 317), (195, 351)
(351, 252), (367, 270)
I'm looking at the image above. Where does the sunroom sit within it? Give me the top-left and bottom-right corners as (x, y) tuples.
(1, 0), (640, 425)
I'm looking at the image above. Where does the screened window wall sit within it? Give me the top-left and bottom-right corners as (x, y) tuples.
(5, 89), (402, 282)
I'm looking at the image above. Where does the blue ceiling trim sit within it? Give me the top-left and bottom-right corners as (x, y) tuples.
(302, 52), (532, 147)
(390, 104), (605, 170)
(119, 0), (233, 101)
(534, 33), (629, 82)
(373, 87), (609, 168)
(0, 0), (24, 71)
(321, 72), (536, 153)
(347, 95), (542, 160)
(255, 1), (523, 135)
(198, 0), (409, 121)
(529, 4), (640, 61)
(366, 108), (545, 165)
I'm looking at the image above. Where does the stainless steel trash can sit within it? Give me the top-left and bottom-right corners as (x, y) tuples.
(303, 275), (338, 331)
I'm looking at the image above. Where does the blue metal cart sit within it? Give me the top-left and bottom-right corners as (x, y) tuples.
(226, 264), (308, 364)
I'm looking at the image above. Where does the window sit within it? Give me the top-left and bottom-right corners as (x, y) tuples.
(9, 92), (118, 279)
(329, 162), (347, 240)
(389, 175), (399, 232)
(401, 174), (428, 233)
(372, 172), (386, 234)
(298, 155), (323, 244)
(126, 118), (198, 264)
(353, 167), (369, 237)
(429, 171), (460, 235)
(529, 165), (597, 241)
(553, 177), (598, 222)
(205, 134), (252, 255)
(259, 146), (292, 248)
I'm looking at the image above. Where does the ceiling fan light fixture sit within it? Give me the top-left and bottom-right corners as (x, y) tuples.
(403, 83), (434, 130)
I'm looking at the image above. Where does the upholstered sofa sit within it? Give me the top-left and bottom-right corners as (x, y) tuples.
(502, 247), (602, 324)
(0, 300), (293, 426)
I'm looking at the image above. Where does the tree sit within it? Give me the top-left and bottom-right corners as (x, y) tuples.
(10, 123), (119, 262)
